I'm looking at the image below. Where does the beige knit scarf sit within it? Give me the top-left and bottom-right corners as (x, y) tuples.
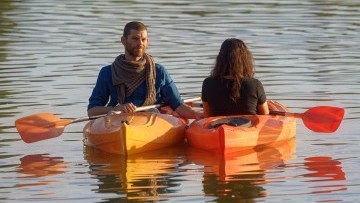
(111, 53), (156, 106)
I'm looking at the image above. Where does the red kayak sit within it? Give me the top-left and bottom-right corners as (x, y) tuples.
(185, 100), (297, 154)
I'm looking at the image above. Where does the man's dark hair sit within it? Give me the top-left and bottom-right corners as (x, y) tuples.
(123, 21), (147, 38)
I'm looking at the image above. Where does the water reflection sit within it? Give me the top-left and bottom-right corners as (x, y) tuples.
(84, 144), (186, 202)
(303, 156), (347, 194)
(186, 139), (296, 201)
(0, 0), (14, 62)
(0, 0), (16, 125)
(16, 154), (67, 187)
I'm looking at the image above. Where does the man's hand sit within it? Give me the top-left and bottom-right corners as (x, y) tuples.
(113, 103), (137, 113)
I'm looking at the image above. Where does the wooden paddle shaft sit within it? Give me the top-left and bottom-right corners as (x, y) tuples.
(270, 111), (303, 119)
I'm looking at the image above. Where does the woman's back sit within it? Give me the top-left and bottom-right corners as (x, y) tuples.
(202, 77), (266, 116)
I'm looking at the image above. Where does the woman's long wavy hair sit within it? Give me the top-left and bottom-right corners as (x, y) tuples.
(210, 38), (255, 101)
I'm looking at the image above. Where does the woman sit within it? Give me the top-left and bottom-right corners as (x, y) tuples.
(202, 38), (269, 116)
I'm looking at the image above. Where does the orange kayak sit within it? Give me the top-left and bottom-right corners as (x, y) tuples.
(185, 101), (296, 154)
(83, 112), (187, 155)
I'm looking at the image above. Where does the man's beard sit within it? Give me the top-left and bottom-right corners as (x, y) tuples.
(126, 46), (145, 58)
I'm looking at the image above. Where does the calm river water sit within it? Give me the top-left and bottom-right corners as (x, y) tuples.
(0, 0), (359, 202)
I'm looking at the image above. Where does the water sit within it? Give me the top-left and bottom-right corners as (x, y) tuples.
(1, 0), (359, 202)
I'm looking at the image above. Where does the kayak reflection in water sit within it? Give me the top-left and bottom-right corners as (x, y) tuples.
(187, 138), (296, 200)
(84, 145), (186, 202)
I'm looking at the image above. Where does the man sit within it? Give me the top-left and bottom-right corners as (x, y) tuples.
(87, 21), (202, 119)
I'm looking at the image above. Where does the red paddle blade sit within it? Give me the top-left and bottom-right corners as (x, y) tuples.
(302, 106), (344, 133)
(15, 113), (72, 143)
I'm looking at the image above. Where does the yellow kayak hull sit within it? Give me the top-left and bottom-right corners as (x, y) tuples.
(83, 112), (186, 155)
